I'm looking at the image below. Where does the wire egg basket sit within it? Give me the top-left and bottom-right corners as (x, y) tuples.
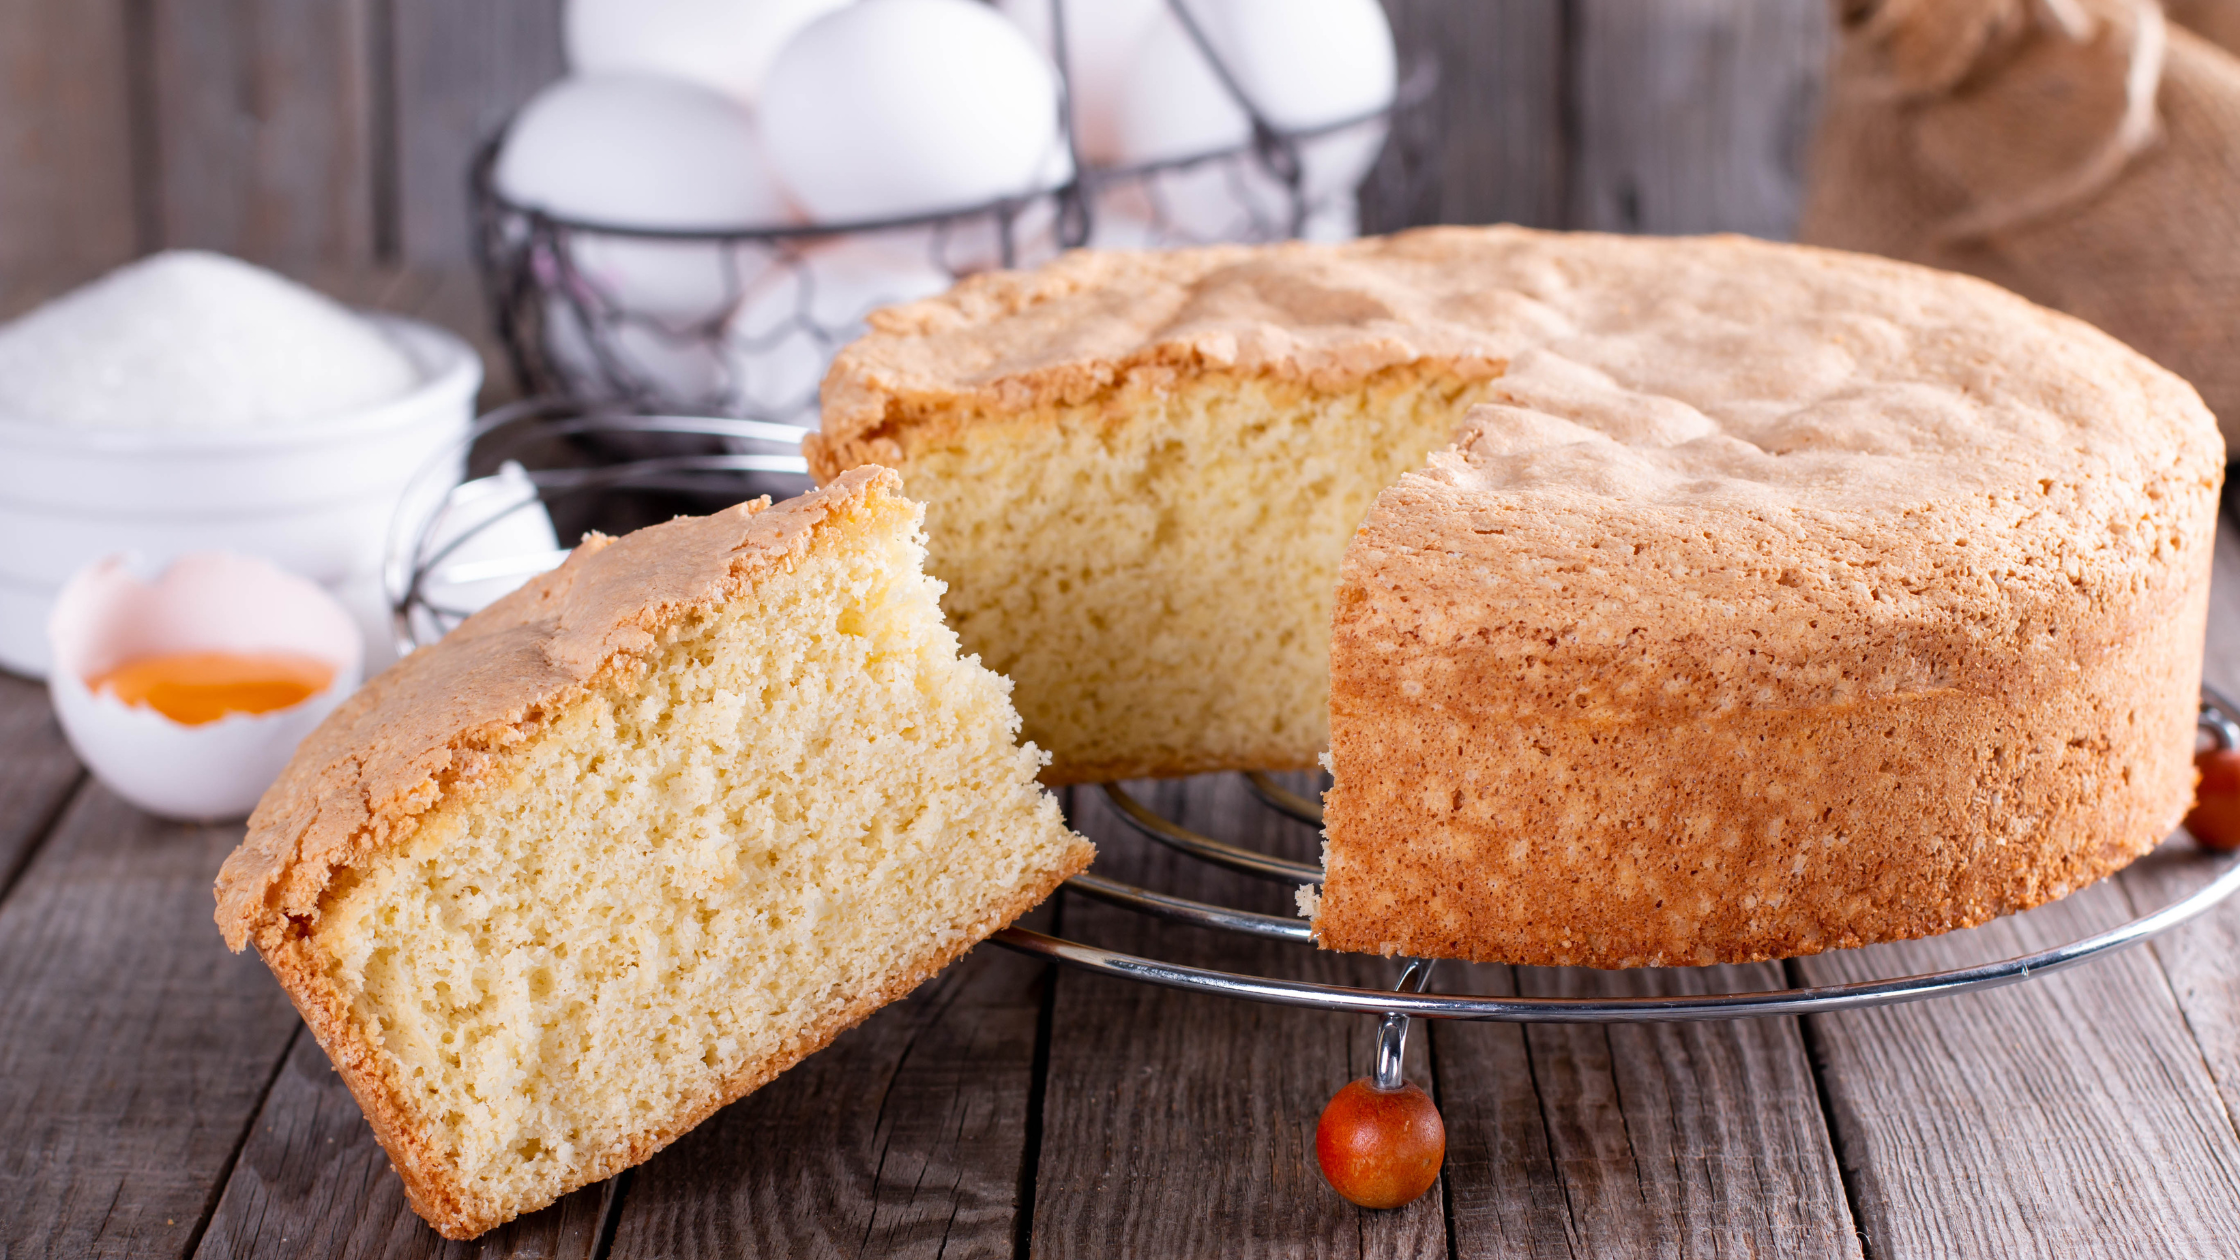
(387, 407), (2240, 1095)
(469, 0), (1440, 424)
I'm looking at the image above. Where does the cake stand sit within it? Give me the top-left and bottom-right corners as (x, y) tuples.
(388, 405), (2240, 1156)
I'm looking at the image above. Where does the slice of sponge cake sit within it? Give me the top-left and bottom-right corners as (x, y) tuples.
(214, 466), (1091, 1239)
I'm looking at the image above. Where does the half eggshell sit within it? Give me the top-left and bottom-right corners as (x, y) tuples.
(47, 551), (363, 820)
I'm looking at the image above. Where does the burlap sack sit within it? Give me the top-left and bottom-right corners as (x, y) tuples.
(1800, 0), (2240, 448)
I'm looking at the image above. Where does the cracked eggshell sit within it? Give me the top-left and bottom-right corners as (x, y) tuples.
(48, 552), (364, 821)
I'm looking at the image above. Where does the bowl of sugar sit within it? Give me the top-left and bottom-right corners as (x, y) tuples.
(0, 252), (482, 678)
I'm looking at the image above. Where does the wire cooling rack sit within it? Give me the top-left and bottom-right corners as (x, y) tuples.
(387, 409), (2240, 1070)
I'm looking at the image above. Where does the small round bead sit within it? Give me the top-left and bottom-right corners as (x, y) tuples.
(1314, 1077), (1445, 1209)
(2188, 748), (2240, 852)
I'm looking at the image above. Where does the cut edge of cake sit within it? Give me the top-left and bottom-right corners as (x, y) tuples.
(804, 234), (1538, 783)
(862, 362), (1500, 784)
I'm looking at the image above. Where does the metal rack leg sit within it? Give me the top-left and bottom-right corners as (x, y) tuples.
(1373, 958), (1436, 1090)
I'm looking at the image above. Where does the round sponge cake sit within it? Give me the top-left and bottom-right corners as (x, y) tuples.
(1311, 232), (2224, 966)
(812, 226), (2225, 965)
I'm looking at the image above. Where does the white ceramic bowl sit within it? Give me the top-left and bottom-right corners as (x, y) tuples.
(0, 314), (481, 678)
(47, 551), (365, 820)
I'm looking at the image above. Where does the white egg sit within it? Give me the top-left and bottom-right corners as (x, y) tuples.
(562, 235), (786, 330)
(564, 0), (851, 103)
(543, 296), (735, 408)
(1302, 193), (1361, 242)
(1111, 16), (1243, 166)
(1083, 203), (1161, 252)
(761, 0), (1068, 223)
(1090, 165), (1287, 248)
(1183, 0), (1396, 137)
(559, 239), (722, 325)
(500, 75), (796, 373)
(727, 237), (954, 421)
(997, 0), (1165, 165)
(1110, 0), (1395, 213)
(1088, 160), (1365, 252)
(414, 462), (564, 621)
(496, 74), (797, 230)
(47, 552), (364, 820)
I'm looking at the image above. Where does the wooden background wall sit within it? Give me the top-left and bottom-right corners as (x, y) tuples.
(0, 0), (1831, 320)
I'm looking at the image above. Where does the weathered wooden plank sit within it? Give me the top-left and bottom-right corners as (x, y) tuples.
(607, 918), (1051, 1258)
(0, 267), (67, 321)
(2111, 512), (2240, 1168)
(1569, 0), (1829, 238)
(1796, 878), (2240, 1257)
(1515, 965), (1858, 1257)
(0, 0), (138, 287)
(1421, 967), (1572, 1259)
(390, 0), (565, 266)
(1435, 962), (1860, 1259)
(1029, 775), (1444, 1260)
(0, 674), (83, 899)
(192, 1030), (613, 1260)
(1366, 0), (1569, 233)
(145, 0), (377, 265)
(299, 263), (434, 315)
(2116, 836), (2240, 1149)
(0, 786), (303, 1258)
(397, 266), (510, 410)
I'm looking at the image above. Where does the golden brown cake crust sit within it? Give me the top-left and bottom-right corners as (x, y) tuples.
(807, 231), (1532, 478)
(1313, 231), (2225, 967)
(214, 465), (893, 953)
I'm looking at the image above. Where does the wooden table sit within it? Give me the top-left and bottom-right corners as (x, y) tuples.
(11, 522), (2240, 1260)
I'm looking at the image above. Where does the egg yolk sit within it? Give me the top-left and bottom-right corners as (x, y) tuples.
(88, 650), (335, 726)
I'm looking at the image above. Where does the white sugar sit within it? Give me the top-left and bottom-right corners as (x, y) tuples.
(0, 251), (423, 430)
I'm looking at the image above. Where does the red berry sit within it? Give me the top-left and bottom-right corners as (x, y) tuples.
(1314, 1077), (1445, 1209)
(2189, 748), (2240, 852)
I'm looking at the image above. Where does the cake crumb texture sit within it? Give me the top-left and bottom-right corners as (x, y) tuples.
(896, 366), (1492, 781)
(811, 236), (1533, 781)
(214, 468), (1091, 1237)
